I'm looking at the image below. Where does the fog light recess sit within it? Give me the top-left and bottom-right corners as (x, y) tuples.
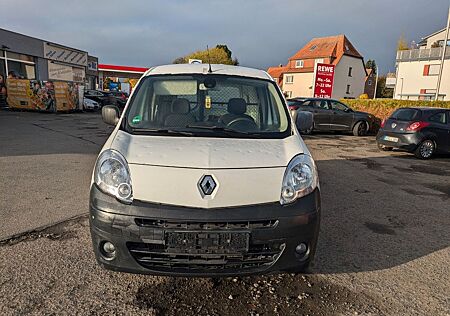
(295, 243), (309, 260)
(100, 241), (117, 260)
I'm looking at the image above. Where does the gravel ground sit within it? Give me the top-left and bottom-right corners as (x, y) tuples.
(0, 111), (449, 315)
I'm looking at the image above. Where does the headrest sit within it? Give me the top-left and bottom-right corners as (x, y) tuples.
(228, 98), (247, 115)
(171, 98), (190, 114)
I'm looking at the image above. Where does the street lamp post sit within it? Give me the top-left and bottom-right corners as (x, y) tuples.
(435, 6), (450, 101)
(373, 65), (379, 99)
(400, 78), (404, 100)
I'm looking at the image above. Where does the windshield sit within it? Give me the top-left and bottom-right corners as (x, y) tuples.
(123, 74), (291, 138)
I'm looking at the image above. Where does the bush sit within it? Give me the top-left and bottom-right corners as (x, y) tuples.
(341, 99), (450, 120)
(359, 94), (369, 99)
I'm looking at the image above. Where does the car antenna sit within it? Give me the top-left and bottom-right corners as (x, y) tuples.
(207, 45), (212, 73)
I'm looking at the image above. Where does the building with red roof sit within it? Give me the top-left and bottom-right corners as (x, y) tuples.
(268, 35), (367, 99)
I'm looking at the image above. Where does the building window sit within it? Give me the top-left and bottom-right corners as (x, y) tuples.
(285, 75), (294, 84)
(0, 59), (5, 78)
(423, 64), (440, 76)
(346, 85), (351, 94)
(295, 60), (304, 68)
(285, 91), (292, 98)
(348, 67), (353, 77)
(0, 51), (36, 79)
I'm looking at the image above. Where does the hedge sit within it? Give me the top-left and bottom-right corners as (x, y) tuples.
(341, 99), (450, 120)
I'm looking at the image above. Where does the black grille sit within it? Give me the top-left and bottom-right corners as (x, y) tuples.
(134, 218), (278, 230)
(127, 241), (285, 272)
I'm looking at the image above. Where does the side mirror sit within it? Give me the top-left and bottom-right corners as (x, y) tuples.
(102, 105), (120, 126)
(296, 111), (314, 133)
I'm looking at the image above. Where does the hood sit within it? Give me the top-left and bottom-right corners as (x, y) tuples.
(110, 130), (307, 169)
(354, 110), (371, 117)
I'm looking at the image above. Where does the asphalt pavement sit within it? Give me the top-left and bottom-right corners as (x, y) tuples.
(0, 110), (449, 315)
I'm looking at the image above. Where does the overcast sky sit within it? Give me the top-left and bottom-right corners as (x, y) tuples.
(1, 0), (449, 74)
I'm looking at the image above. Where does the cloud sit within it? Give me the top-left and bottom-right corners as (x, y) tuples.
(0, 0), (448, 73)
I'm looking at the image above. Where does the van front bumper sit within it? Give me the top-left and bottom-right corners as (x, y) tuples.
(89, 185), (321, 277)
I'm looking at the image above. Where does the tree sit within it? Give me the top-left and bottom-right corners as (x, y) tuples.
(397, 34), (409, 51)
(172, 45), (238, 65)
(173, 57), (186, 64)
(365, 59), (377, 74)
(376, 76), (394, 98)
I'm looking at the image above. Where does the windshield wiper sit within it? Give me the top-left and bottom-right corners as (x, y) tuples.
(185, 125), (262, 137)
(130, 128), (194, 136)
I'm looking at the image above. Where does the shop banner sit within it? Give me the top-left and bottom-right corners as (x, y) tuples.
(48, 61), (86, 83)
(6, 79), (81, 112)
(48, 62), (73, 81)
(313, 63), (335, 99)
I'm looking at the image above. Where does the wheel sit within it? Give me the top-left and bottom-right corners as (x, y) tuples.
(377, 143), (393, 151)
(353, 121), (368, 136)
(414, 139), (435, 159)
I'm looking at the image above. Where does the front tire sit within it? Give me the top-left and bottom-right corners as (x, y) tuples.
(414, 140), (435, 159)
(353, 121), (368, 136)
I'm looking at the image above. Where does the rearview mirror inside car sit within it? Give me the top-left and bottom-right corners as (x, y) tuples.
(102, 105), (120, 126)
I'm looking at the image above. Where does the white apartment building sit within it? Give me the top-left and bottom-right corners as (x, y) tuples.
(394, 28), (450, 101)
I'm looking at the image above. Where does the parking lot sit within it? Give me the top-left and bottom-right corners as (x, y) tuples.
(0, 111), (449, 315)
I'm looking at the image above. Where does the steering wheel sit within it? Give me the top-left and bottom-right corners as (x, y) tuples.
(226, 117), (258, 131)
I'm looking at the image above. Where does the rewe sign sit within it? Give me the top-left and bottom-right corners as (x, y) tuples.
(314, 63), (335, 98)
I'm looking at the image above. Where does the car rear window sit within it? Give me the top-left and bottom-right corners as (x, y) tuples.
(391, 108), (421, 121)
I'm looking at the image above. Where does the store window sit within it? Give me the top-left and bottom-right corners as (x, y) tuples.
(0, 59), (6, 78)
(7, 60), (36, 79)
(0, 51), (36, 79)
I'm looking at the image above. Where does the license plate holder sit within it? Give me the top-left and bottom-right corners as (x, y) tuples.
(165, 231), (249, 253)
(384, 136), (399, 142)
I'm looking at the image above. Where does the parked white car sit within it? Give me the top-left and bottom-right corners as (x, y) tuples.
(83, 98), (100, 111)
(89, 64), (320, 276)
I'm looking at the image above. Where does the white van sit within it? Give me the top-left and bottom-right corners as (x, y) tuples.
(90, 64), (320, 276)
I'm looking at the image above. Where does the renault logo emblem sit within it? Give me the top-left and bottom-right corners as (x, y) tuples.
(198, 175), (217, 196)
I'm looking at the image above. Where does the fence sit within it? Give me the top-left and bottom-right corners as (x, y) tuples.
(396, 47), (450, 61)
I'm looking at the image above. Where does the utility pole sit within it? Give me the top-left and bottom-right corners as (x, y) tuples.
(435, 6), (450, 101)
(373, 65), (379, 99)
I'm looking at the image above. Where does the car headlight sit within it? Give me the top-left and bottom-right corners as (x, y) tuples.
(94, 149), (133, 203)
(280, 154), (318, 205)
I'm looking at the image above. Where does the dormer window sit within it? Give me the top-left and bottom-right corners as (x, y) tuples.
(310, 45), (317, 51)
(295, 60), (304, 68)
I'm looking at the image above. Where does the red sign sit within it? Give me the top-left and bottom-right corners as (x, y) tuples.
(314, 63), (335, 98)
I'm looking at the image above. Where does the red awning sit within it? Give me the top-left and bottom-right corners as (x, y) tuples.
(98, 64), (149, 73)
